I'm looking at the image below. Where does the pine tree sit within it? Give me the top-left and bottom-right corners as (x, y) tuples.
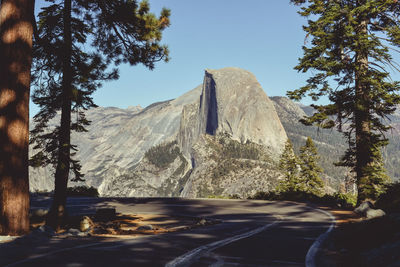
(289, 0), (400, 204)
(30, 0), (170, 230)
(278, 139), (301, 192)
(0, 0), (34, 235)
(299, 137), (324, 195)
(361, 146), (391, 199)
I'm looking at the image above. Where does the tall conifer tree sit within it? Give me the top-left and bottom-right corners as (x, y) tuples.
(278, 139), (301, 192)
(289, 0), (400, 203)
(0, 0), (34, 235)
(299, 137), (324, 195)
(30, 0), (170, 229)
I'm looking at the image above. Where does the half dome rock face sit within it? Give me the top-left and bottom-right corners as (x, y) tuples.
(29, 67), (288, 197)
(198, 67), (287, 156)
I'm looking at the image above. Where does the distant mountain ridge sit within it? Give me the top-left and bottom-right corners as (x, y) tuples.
(271, 96), (400, 186)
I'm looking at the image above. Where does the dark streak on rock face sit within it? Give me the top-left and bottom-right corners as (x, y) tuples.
(205, 75), (218, 135)
(199, 71), (218, 136)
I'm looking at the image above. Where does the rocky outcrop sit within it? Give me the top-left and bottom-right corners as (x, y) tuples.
(100, 142), (191, 197)
(177, 102), (199, 159)
(271, 96), (308, 124)
(30, 67), (288, 197)
(180, 134), (281, 198)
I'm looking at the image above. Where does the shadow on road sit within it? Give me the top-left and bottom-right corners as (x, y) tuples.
(0, 197), (333, 266)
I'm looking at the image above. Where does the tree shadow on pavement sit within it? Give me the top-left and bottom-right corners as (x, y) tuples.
(1, 197), (334, 266)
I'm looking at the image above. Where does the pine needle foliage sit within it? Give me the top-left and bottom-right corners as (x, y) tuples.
(30, 0), (170, 182)
(299, 137), (324, 195)
(289, 0), (400, 203)
(277, 139), (301, 192)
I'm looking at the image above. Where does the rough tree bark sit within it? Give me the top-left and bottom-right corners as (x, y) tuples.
(354, 12), (372, 204)
(46, 0), (72, 231)
(0, 0), (34, 235)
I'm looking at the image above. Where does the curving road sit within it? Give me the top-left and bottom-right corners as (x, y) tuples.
(0, 197), (334, 267)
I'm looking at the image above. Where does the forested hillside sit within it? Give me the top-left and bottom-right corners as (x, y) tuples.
(271, 96), (400, 190)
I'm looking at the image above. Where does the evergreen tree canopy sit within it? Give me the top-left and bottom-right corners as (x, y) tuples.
(278, 139), (301, 192)
(289, 0), (400, 203)
(30, 0), (170, 181)
(299, 137), (324, 195)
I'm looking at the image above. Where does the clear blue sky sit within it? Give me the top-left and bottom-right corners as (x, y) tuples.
(31, 0), (400, 116)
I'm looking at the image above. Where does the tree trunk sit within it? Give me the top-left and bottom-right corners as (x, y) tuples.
(0, 0), (34, 235)
(46, 0), (72, 231)
(354, 13), (372, 204)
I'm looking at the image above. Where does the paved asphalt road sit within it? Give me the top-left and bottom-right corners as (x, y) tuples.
(0, 197), (334, 267)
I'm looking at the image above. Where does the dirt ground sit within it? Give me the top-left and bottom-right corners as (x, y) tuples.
(29, 213), (215, 239)
(324, 208), (363, 225)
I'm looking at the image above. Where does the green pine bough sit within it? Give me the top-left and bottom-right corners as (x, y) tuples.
(289, 0), (400, 204)
(278, 137), (324, 196)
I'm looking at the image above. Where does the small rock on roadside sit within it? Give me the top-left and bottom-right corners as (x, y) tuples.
(137, 224), (153, 231)
(354, 201), (374, 216)
(197, 218), (207, 226)
(79, 216), (94, 232)
(354, 201), (386, 219)
(64, 228), (90, 237)
(366, 209), (386, 219)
